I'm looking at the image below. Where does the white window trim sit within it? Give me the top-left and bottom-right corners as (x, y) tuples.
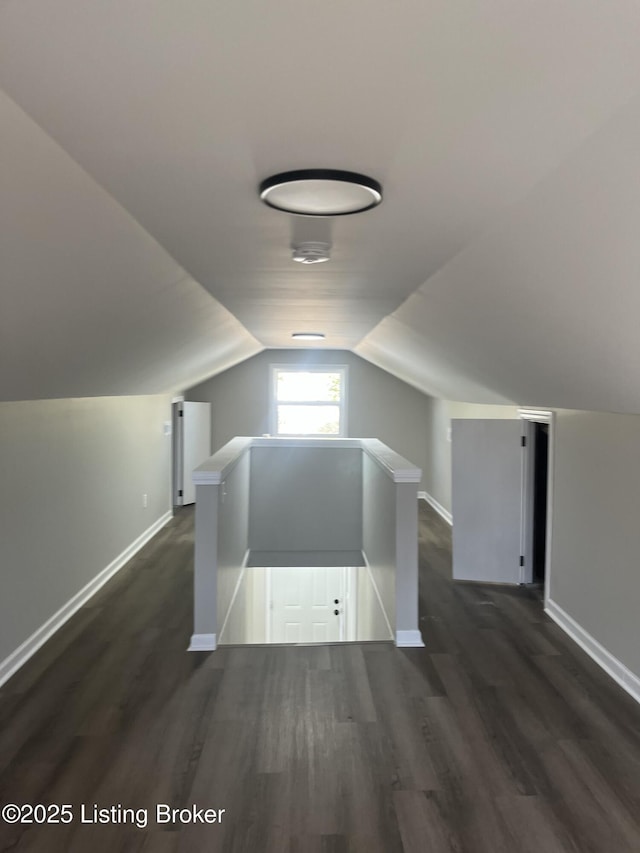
(269, 364), (348, 437)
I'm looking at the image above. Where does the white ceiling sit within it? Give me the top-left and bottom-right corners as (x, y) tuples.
(2, 1), (640, 409)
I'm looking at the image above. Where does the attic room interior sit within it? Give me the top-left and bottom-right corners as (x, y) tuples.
(1, 2), (640, 851)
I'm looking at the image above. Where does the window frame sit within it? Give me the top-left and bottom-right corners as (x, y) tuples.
(269, 364), (348, 437)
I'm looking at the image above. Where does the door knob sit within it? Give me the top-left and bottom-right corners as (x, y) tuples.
(334, 609), (339, 616)
(334, 599), (339, 604)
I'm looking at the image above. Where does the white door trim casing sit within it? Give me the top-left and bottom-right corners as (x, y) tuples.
(518, 409), (555, 609)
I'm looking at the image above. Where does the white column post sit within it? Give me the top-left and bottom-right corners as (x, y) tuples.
(395, 482), (424, 647)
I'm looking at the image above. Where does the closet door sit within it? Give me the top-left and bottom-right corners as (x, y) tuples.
(178, 401), (211, 505)
(451, 419), (523, 584)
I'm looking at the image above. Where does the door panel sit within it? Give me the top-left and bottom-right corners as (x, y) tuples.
(285, 622), (302, 644)
(182, 401), (211, 505)
(269, 567), (344, 643)
(452, 419), (523, 584)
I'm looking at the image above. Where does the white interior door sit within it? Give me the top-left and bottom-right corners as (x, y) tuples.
(181, 401), (211, 505)
(452, 419), (523, 584)
(268, 567), (345, 643)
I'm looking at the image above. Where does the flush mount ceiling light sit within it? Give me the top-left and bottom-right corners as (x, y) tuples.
(291, 241), (331, 264)
(291, 332), (326, 341)
(259, 169), (382, 216)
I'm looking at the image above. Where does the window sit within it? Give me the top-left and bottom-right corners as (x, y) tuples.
(270, 365), (347, 437)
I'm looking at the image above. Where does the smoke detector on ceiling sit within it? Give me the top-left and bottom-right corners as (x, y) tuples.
(291, 241), (331, 264)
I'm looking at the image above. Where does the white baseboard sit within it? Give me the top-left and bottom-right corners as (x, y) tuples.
(0, 510), (173, 689)
(546, 599), (640, 706)
(188, 633), (217, 652)
(418, 491), (452, 525)
(395, 629), (425, 648)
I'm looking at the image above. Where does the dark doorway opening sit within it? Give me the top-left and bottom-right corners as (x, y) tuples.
(532, 422), (549, 584)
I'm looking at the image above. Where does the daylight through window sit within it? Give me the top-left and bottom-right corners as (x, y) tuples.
(271, 366), (347, 436)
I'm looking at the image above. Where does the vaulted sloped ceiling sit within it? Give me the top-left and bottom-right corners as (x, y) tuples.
(358, 92), (640, 412)
(0, 91), (260, 401)
(2, 1), (640, 409)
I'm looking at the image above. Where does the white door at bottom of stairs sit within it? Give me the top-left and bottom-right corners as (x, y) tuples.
(268, 567), (346, 643)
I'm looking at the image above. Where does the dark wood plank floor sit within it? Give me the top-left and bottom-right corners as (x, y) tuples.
(1, 503), (640, 852)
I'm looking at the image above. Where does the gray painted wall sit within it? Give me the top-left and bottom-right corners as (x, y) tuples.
(0, 395), (171, 666)
(551, 409), (640, 680)
(186, 349), (432, 491)
(249, 446), (362, 552)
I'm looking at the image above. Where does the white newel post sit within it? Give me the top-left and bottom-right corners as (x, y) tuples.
(395, 481), (424, 647)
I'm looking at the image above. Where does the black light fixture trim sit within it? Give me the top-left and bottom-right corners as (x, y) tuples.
(259, 169), (383, 216)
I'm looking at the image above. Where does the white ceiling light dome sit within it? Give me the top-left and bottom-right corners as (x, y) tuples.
(291, 332), (326, 341)
(291, 241), (331, 264)
(259, 169), (382, 216)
